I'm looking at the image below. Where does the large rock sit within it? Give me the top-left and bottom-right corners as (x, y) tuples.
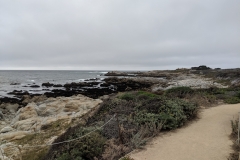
(5, 103), (19, 113)
(0, 93), (103, 159)
(22, 95), (48, 105)
(42, 82), (54, 87)
(18, 103), (38, 121)
(0, 131), (31, 141)
(12, 117), (41, 131)
(0, 126), (14, 133)
(8, 94), (102, 132)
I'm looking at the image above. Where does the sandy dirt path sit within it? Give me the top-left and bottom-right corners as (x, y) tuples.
(130, 104), (240, 160)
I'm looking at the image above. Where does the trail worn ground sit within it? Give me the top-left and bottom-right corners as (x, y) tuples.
(130, 104), (240, 160)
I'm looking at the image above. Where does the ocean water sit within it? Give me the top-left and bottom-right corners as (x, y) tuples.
(0, 70), (108, 98)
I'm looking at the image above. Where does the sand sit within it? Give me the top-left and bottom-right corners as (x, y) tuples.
(129, 104), (240, 160)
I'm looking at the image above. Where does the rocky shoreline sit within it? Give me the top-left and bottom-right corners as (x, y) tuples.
(0, 66), (239, 159)
(2, 67), (239, 105)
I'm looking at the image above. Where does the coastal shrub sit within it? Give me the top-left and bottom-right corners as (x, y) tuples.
(114, 91), (198, 130)
(177, 99), (199, 119)
(224, 97), (240, 104)
(237, 91), (240, 98)
(159, 101), (187, 129)
(134, 111), (161, 125)
(102, 139), (131, 160)
(46, 91), (199, 160)
(119, 92), (136, 101)
(135, 98), (161, 113)
(134, 98), (197, 130)
(134, 111), (165, 132)
(120, 156), (135, 160)
(228, 119), (240, 160)
(56, 132), (105, 160)
(130, 126), (149, 149)
(119, 91), (158, 102)
(46, 127), (106, 160)
(136, 91), (158, 99)
(212, 88), (227, 94)
(165, 87), (194, 98)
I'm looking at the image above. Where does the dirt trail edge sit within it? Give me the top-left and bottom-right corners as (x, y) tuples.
(129, 104), (240, 160)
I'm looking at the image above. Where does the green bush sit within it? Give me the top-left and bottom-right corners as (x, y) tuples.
(159, 100), (187, 129)
(165, 87), (194, 98)
(134, 111), (162, 125)
(120, 156), (135, 160)
(212, 88), (227, 94)
(134, 98), (198, 130)
(118, 92), (136, 101)
(47, 128), (106, 160)
(136, 91), (158, 98)
(119, 91), (158, 101)
(176, 99), (199, 119)
(224, 97), (240, 104)
(237, 91), (240, 99)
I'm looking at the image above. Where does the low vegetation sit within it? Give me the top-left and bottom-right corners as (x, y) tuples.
(44, 91), (199, 160)
(228, 119), (240, 160)
(164, 86), (240, 106)
(12, 119), (70, 160)
(20, 86), (240, 160)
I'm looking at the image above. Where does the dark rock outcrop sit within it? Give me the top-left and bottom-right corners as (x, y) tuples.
(64, 82), (100, 89)
(42, 82), (54, 87)
(7, 90), (29, 96)
(0, 97), (21, 104)
(53, 84), (63, 87)
(10, 83), (20, 85)
(105, 71), (131, 76)
(104, 77), (153, 92)
(29, 85), (40, 88)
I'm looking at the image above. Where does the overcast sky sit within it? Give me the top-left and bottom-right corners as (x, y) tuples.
(0, 0), (239, 70)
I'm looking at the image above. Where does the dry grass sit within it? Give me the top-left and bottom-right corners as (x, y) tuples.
(228, 119), (240, 160)
(102, 139), (131, 160)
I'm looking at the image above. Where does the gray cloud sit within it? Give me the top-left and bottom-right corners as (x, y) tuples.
(0, 0), (239, 70)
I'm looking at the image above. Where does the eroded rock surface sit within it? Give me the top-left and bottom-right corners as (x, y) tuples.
(151, 74), (228, 92)
(0, 94), (103, 159)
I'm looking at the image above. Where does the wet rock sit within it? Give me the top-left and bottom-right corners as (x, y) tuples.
(7, 90), (29, 96)
(105, 71), (131, 76)
(100, 83), (110, 87)
(85, 78), (100, 81)
(44, 89), (82, 98)
(10, 83), (20, 85)
(63, 82), (99, 88)
(30, 85), (40, 88)
(104, 77), (153, 92)
(53, 84), (63, 87)
(42, 82), (54, 87)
